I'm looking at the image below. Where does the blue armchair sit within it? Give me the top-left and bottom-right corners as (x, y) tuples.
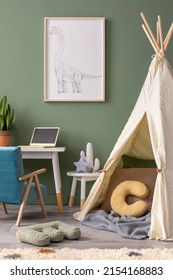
(0, 147), (47, 226)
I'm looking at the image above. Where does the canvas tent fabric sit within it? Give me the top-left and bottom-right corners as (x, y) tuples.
(74, 54), (173, 241)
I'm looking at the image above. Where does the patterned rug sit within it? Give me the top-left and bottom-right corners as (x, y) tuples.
(0, 247), (173, 260)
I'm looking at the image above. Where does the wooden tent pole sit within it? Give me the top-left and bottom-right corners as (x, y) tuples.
(142, 24), (159, 54)
(140, 12), (160, 52)
(158, 16), (164, 55)
(164, 22), (173, 51)
(141, 12), (173, 55)
(156, 21), (160, 46)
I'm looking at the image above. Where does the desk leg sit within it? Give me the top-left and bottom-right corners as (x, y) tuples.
(52, 152), (63, 214)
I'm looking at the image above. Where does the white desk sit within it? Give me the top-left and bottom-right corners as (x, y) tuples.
(21, 147), (66, 214)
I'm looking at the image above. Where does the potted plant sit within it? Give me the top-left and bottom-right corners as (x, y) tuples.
(0, 95), (16, 146)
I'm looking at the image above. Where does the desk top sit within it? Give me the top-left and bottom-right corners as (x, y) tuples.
(20, 146), (66, 152)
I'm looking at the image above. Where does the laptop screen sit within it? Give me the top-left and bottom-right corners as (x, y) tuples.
(30, 127), (60, 146)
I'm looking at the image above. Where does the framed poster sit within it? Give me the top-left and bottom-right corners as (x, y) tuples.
(44, 17), (105, 102)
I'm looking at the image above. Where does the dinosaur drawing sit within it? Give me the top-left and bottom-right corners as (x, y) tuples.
(50, 26), (101, 94)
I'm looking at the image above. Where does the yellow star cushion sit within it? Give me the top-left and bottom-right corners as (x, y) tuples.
(110, 180), (149, 217)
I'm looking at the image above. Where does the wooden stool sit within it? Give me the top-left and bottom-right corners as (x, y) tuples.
(67, 171), (100, 209)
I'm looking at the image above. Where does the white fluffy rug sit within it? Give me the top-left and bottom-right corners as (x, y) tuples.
(1, 247), (173, 260)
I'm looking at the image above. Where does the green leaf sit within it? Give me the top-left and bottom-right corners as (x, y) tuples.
(0, 96), (15, 130)
(6, 110), (15, 130)
(0, 115), (5, 130)
(0, 96), (7, 117)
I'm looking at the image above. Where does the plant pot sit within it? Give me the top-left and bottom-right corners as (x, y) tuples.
(0, 131), (11, 146)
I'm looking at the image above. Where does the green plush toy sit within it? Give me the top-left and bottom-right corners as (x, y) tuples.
(16, 221), (81, 247)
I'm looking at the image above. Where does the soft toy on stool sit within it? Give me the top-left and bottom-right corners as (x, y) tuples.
(110, 180), (149, 217)
(16, 221), (81, 247)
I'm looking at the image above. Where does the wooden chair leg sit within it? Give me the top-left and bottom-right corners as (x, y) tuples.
(34, 175), (47, 218)
(16, 176), (33, 226)
(1, 203), (8, 214)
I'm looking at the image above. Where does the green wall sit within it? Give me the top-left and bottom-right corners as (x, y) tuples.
(0, 0), (172, 204)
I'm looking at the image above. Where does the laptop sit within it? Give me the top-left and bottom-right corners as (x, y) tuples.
(20, 127), (60, 148)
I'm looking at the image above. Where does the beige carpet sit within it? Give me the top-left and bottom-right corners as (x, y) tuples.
(1, 247), (173, 260)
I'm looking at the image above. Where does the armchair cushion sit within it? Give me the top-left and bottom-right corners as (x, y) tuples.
(0, 147), (25, 204)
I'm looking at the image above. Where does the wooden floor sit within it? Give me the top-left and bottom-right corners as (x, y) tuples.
(0, 205), (173, 249)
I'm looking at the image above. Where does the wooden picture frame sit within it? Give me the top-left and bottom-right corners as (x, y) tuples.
(44, 17), (105, 102)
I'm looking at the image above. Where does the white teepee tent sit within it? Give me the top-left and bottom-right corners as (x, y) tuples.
(74, 13), (173, 240)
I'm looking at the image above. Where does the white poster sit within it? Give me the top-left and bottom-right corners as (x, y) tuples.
(44, 17), (105, 102)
